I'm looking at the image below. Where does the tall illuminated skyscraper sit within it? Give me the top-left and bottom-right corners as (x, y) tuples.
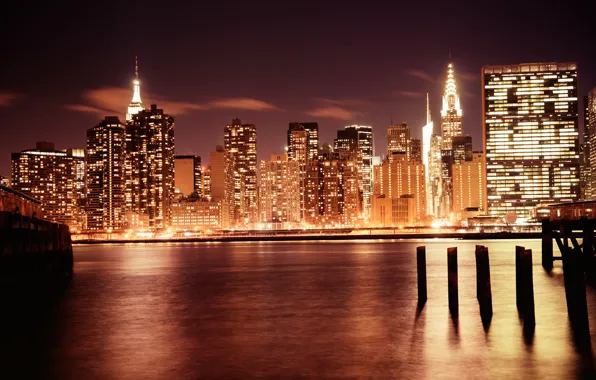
(126, 57), (144, 122)
(428, 134), (442, 216)
(586, 88), (596, 200)
(126, 104), (175, 229)
(11, 142), (85, 228)
(483, 62), (580, 218)
(441, 63), (463, 150)
(224, 119), (257, 225)
(287, 124), (309, 220)
(210, 146), (235, 228)
(422, 94), (434, 216)
(452, 135), (473, 164)
(334, 125), (373, 218)
(86, 117), (126, 231)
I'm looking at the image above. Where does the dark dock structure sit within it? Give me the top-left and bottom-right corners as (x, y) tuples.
(0, 185), (73, 284)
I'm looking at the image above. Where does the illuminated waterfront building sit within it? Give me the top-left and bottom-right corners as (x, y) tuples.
(174, 155), (201, 197)
(201, 166), (211, 200)
(334, 125), (373, 218)
(453, 152), (486, 219)
(11, 142), (85, 228)
(289, 122), (320, 161)
(126, 104), (175, 229)
(428, 134), (442, 216)
(171, 196), (221, 230)
(304, 145), (359, 226)
(387, 122), (411, 158)
(287, 124), (309, 219)
(86, 117), (126, 231)
(371, 153), (426, 225)
(586, 88), (596, 200)
(224, 119), (257, 225)
(209, 146), (235, 228)
(483, 62), (580, 218)
(258, 154), (300, 224)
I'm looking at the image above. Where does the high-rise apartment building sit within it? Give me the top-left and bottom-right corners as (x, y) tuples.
(209, 146), (235, 228)
(387, 122), (411, 158)
(334, 125), (373, 218)
(371, 153), (426, 225)
(452, 152), (486, 218)
(258, 154), (300, 224)
(586, 88), (596, 200)
(11, 142), (85, 228)
(174, 155), (201, 197)
(287, 124), (309, 220)
(483, 62), (580, 218)
(126, 104), (175, 229)
(304, 146), (359, 227)
(86, 117), (126, 231)
(289, 122), (319, 161)
(224, 119), (257, 225)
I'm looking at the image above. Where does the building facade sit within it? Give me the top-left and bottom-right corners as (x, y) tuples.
(11, 142), (85, 228)
(258, 154), (300, 224)
(224, 119), (257, 225)
(483, 62), (580, 219)
(452, 152), (486, 219)
(209, 146), (235, 228)
(86, 117), (126, 231)
(171, 197), (221, 230)
(387, 122), (411, 158)
(126, 104), (175, 229)
(586, 88), (596, 200)
(174, 155), (201, 197)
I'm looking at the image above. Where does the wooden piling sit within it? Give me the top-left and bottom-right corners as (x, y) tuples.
(476, 245), (492, 317)
(417, 246), (427, 305)
(515, 245), (524, 309)
(519, 249), (535, 328)
(447, 247), (458, 315)
(542, 219), (553, 270)
(562, 246), (590, 333)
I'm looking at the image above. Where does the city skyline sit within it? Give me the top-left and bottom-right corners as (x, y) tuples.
(0, 1), (592, 177)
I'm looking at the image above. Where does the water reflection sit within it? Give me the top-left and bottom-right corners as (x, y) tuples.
(1, 240), (595, 379)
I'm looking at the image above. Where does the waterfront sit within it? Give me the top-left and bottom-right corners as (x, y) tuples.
(2, 239), (596, 379)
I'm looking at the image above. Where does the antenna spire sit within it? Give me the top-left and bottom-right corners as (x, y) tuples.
(135, 56), (139, 79)
(426, 93), (431, 124)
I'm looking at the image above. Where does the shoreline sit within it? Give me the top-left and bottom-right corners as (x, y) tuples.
(72, 231), (541, 245)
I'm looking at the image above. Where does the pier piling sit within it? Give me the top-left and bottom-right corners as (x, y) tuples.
(447, 247), (458, 316)
(519, 248), (535, 328)
(516, 245), (524, 310)
(475, 245), (492, 318)
(542, 219), (553, 270)
(562, 246), (590, 334)
(417, 246), (427, 305)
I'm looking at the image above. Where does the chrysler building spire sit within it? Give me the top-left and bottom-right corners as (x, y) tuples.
(127, 56), (144, 121)
(440, 62), (463, 150)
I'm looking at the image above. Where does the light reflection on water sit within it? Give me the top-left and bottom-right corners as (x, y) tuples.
(3, 239), (596, 379)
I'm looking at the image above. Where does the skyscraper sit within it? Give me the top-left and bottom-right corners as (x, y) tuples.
(428, 134), (442, 216)
(387, 122), (411, 158)
(441, 63), (463, 150)
(287, 124), (309, 220)
(410, 139), (422, 163)
(371, 153), (426, 225)
(86, 117), (126, 231)
(586, 88), (596, 200)
(452, 135), (473, 164)
(334, 125), (373, 218)
(126, 57), (144, 122)
(174, 155), (201, 197)
(11, 142), (85, 228)
(258, 154), (300, 224)
(126, 104), (175, 229)
(483, 62), (580, 218)
(422, 94), (435, 216)
(209, 146), (235, 228)
(224, 119), (257, 225)
(452, 152), (486, 218)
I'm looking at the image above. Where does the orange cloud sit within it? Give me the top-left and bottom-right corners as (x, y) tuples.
(66, 87), (279, 116)
(306, 106), (355, 120)
(407, 70), (435, 83)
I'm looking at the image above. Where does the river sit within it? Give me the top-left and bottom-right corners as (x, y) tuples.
(1, 239), (595, 379)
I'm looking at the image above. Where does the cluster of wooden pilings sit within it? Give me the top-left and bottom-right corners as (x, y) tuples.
(416, 244), (590, 335)
(0, 211), (73, 282)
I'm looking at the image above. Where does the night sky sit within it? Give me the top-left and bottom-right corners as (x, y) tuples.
(0, 0), (592, 177)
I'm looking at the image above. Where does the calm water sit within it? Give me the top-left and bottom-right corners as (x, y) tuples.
(2, 239), (596, 379)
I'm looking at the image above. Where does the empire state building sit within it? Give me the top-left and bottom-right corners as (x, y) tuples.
(127, 57), (144, 121)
